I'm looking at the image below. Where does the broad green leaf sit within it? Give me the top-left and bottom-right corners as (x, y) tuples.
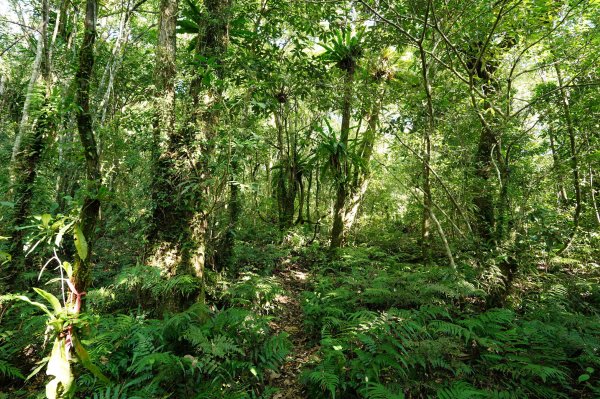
(74, 224), (88, 261)
(33, 288), (62, 313)
(41, 214), (51, 227)
(62, 261), (73, 279)
(16, 295), (52, 317)
(578, 374), (590, 383)
(0, 251), (11, 262)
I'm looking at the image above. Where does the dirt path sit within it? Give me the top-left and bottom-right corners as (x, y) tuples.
(268, 260), (317, 399)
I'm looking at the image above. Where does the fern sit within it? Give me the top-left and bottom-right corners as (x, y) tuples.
(222, 272), (284, 314)
(86, 384), (127, 399)
(362, 382), (405, 399)
(303, 367), (340, 398)
(0, 359), (24, 380)
(436, 382), (486, 399)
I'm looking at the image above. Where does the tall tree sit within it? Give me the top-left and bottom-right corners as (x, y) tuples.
(71, 0), (101, 305)
(554, 63), (582, 254)
(187, 0), (231, 283)
(7, 0), (52, 286)
(327, 29), (363, 250)
(147, 0), (180, 274)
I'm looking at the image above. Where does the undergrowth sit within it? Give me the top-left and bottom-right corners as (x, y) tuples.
(301, 247), (600, 398)
(0, 262), (291, 399)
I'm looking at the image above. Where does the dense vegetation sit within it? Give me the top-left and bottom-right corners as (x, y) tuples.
(1, 0), (599, 398)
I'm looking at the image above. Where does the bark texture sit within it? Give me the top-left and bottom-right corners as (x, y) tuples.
(72, 0), (101, 303)
(330, 66), (355, 250)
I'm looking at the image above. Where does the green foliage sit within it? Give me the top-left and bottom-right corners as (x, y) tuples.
(0, 360), (24, 380)
(320, 28), (365, 72)
(301, 248), (600, 398)
(2, 276), (290, 398)
(230, 241), (288, 273)
(2, 0), (600, 397)
(221, 272), (284, 314)
(1, 280), (109, 399)
(85, 265), (202, 313)
(74, 303), (291, 398)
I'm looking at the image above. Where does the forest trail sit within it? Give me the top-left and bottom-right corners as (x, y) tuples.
(269, 258), (317, 399)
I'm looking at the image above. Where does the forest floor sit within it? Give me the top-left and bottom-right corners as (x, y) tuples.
(269, 258), (317, 399)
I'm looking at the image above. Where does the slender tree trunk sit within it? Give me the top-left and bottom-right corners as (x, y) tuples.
(549, 129), (568, 205)
(296, 175), (305, 224)
(71, 0), (101, 305)
(306, 168), (312, 222)
(591, 168), (600, 225)
(471, 90), (497, 244)
(218, 156), (240, 270)
(7, 0), (51, 286)
(330, 67), (355, 250)
(495, 147), (511, 242)
(58, 0), (69, 40)
(555, 64), (581, 254)
(7, 104), (50, 287)
(95, 6), (133, 128)
(418, 40), (433, 263)
(430, 210), (455, 269)
(315, 158), (320, 219)
(0, 74), (5, 101)
(10, 31), (43, 170)
(344, 101), (379, 232)
(466, 37), (503, 246)
(274, 105), (296, 229)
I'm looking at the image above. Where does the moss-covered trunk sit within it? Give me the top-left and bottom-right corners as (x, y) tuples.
(72, 0), (101, 305)
(330, 67), (355, 250)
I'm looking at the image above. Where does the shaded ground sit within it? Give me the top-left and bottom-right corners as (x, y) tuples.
(269, 259), (318, 399)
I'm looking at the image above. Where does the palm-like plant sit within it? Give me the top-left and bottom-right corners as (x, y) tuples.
(320, 28), (365, 73)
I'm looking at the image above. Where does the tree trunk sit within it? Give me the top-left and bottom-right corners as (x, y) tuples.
(147, 0), (181, 275)
(274, 105), (296, 229)
(466, 38), (502, 245)
(549, 129), (568, 205)
(306, 168), (313, 222)
(185, 0), (231, 288)
(591, 168), (600, 226)
(418, 40), (433, 263)
(7, 0), (51, 287)
(58, 0), (69, 41)
(344, 100), (379, 232)
(296, 174), (305, 224)
(555, 64), (581, 254)
(10, 31), (43, 171)
(495, 148), (511, 242)
(330, 67), (354, 250)
(473, 122), (496, 244)
(95, 2), (138, 128)
(72, 0), (101, 306)
(218, 156), (240, 270)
